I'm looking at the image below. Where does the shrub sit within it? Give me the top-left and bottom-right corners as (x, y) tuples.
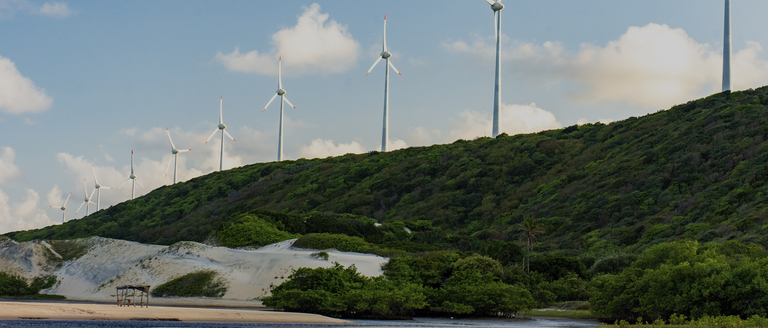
(152, 270), (227, 297)
(215, 214), (299, 248)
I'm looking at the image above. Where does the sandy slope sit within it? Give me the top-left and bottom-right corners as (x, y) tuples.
(0, 237), (388, 304)
(0, 301), (349, 323)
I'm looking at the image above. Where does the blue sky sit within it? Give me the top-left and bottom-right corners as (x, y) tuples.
(2, 0), (768, 233)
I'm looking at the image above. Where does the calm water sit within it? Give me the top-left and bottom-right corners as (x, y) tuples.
(0, 317), (599, 328)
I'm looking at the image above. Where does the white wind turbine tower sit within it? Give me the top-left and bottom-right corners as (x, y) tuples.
(262, 57), (296, 162)
(722, 0), (732, 92)
(75, 178), (97, 217)
(92, 165), (111, 211)
(117, 150), (144, 200)
(366, 14), (402, 152)
(49, 192), (72, 224)
(485, 0), (504, 137)
(165, 127), (191, 184)
(206, 95), (236, 171)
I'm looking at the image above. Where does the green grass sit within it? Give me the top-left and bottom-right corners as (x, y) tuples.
(529, 309), (596, 319)
(151, 270), (227, 298)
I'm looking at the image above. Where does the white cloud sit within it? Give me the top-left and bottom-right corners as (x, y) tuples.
(298, 139), (366, 159)
(0, 55), (53, 113)
(0, 146), (21, 184)
(408, 127), (442, 146)
(215, 3), (359, 76)
(577, 117), (614, 125)
(448, 23), (768, 109)
(449, 103), (562, 141)
(389, 139), (408, 151)
(0, 188), (56, 234)
(38, 1), (71, 17)
(0, 0), (72, 19)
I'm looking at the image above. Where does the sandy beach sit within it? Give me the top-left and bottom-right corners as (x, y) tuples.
(0, 300), (349, 323)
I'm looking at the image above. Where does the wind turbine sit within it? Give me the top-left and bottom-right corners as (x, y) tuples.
(366, 14), (402, 152)
(75, 178), (96, 217)
(722, 0), (732, 92)
(49, 192), (72, 224)
(165, 127), (191, 184)
(262, 57), (296, 162)
(485, 0), (504, 137)
(206, 96), (236, 171)
(92, 164), (111, 211)
(117, 150), (144, 200)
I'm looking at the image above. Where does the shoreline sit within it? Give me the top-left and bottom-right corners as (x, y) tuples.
(0, 300), (348, 324)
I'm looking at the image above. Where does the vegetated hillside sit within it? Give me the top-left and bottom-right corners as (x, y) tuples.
(7, 87), (768, 254)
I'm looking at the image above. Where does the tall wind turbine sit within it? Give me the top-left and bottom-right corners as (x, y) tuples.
(92, 165), (111, 211)
(206, 96), (236, 171)
(49, 192), (72, 224)
(486, 0), (504, 137)
(75, 178), (96, 217)
(165, 127), (191, 184)
(366, 14), (402, 152)
(722, 0), (732, 92)
(262, 57), (296, 162)
(117, 150), (144, 200)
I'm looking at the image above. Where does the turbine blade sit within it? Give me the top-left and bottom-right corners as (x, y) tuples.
(223, 130), (236, 142)
(178, 149), (191, 153)
(135, 178), (145, 189)
(388, 60), (402, 76)
(64, 192), (72, 206)
(92, 165), (99, 185)
(165, 154), (173, 177)
(219, 95), (223, 124)
(83, 178), (87, 196)
(89, 188), (96, 199)
(117, 179), (131, 190)
(383, 15), (387, 51)
(485, 0), (494, 5)
(283, 96), (296, 109)
(366, 57), (383, 76)
(205, 128), (219, 144)
(75, 201), (85, 216)
(166, 127), (176, 149)
(278, 56), (282, 89)
(263, 93), (278, 112)
(50, 205), (60, 208)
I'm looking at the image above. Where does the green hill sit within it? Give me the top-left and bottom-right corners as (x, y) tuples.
(6, 87), (768, 256)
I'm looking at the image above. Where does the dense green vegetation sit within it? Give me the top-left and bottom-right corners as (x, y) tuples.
(263, 255), (536, 318)
(151, 270), (226, 298)
(0, 273), (59, 298)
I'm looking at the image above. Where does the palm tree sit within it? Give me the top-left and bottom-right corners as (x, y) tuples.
(516, 216), (544, 273)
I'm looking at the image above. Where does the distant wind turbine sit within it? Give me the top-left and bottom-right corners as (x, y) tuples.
(262, 57), (297, 162)
(75, 178), (96, 217)
(117, 150), (144, 200)
(485, 0), (504, 137)
(92, 164), (111, 211)
(206, 96), (236, 171)
(722, 0), (732, 92)
(49, 192), (72, 224)
(165, 127), (191, 184)
(366, 14), (402, 152)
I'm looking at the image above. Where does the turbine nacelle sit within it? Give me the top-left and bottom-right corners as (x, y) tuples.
(172, 148), (179, 155)
(130, 174), (136, 179)
(381, 51), (392, 59)
(491, 2), (504, 11)
(60, 206), (66, 211)
(94, 183), (101, 189)
(277, 88), (286, 96)
(218, 123), (227, 130)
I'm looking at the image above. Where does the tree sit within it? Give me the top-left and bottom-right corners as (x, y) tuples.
(516, 216), (544, 273)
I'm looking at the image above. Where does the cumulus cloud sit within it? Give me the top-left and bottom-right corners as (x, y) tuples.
(298, 139), (366, 159)
(577, 117), (614, 125)
(448, 23), (768, 109)
(449, 103), (562, 141)
(0, 55), (53, 113)
(0, 146), (21, 184)
(0, 188), (56, 234)
(38, 1), (71, 17)
(408, 127), (442, 147)
(216, 3), (359, 76)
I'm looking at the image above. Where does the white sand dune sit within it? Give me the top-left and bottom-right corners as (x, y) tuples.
(0, 237), (388, 305)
